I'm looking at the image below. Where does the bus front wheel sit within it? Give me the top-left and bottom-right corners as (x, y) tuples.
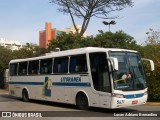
(22, 89), (29, 102)
(76, 93), (89, 110)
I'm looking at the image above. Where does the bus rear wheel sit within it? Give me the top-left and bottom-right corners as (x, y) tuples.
(76, 93), (89, 110)
(22, 89), (29, 102)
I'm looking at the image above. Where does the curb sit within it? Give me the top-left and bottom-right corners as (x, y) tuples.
(0, 89), (9, 95)
(0, 92), (9, 95)
(144, 102), (160, 106)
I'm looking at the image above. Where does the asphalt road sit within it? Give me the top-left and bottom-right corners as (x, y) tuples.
(0, 93), (159, 120)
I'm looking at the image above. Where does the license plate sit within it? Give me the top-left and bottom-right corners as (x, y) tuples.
(132, 100), (138, 104)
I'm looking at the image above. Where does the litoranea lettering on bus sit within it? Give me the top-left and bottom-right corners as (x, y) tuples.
(61, 77), (81, 82)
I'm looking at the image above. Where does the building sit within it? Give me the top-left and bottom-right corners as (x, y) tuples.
(39, 22), (64, 49)
(65, 25), (88, 37)
(0, 38), (22, 51)
(39, 22), (88, 49)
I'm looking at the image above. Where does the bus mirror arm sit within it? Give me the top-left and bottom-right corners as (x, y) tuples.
(142, 58), (155, 71)
(107, 57), (119, 71)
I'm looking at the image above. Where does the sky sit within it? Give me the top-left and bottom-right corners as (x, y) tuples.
(0, 0), (160, 45)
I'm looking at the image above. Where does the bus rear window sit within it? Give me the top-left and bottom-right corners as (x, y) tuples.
(18, 62), (28, 75)
(10, 63), (18, 76)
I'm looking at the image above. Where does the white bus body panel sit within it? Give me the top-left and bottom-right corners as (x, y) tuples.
(9, 74), (112, 108)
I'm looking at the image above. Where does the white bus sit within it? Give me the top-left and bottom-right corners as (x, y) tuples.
(9, 47), (154, 109)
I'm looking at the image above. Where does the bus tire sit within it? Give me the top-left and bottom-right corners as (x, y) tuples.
(22, 89), (29, 102)
(76, 93), (89, 110)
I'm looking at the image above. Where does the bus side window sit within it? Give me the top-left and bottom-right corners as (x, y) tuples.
(53, 57), (68, 73)
(28, 60), (39, 75)
(69, 54), (88, 73)
(18, 62), (27, 75)
(40, 59), (52, 74)
(10, 63), (18, 76)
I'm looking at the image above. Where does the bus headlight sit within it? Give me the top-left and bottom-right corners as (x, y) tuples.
(112, 93), (124, 98)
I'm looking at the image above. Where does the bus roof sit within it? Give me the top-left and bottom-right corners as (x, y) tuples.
(9, 47), (138, 63)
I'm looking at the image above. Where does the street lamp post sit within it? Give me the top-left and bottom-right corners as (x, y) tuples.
(103, 20), (116, 32)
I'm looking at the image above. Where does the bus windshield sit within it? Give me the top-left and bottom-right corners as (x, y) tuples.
(109, 51), (146, 91)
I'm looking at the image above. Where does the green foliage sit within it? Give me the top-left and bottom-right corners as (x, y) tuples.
(146, 28), (160, 45)
(48, 33), (84, 51)
(148, 80), (160, 101)
(48, 30), (138, 51)
(0, 47), (13, 73)
(0, 43), (46, 77)
(135, 28), (160, 101)
(92, 30), (138, 49)
(142, 38), (160, 101)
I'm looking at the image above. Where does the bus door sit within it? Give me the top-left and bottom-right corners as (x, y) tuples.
(89, 52), (112, 108)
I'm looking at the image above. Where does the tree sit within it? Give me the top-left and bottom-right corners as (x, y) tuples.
(0, 47), (13, 73)
(91, 30), (137, 49)
(33, 46), (46, 57)
(142, 29), (160, 101)
(0, 47), (13, 88)
(48, 30), (138, 51)
(50, 0), (133, 37)
(48, 32), (82, 51)
(145, 28), (160, 45)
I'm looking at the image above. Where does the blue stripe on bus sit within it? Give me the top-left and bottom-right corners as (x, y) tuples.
(52, 82), (91, 87)
(9, 82), (91, 87)
(124, 93), (144, 99)
(9, 82), (44, 85)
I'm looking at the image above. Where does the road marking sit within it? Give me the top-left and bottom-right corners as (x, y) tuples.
(0, 92), (9, 95)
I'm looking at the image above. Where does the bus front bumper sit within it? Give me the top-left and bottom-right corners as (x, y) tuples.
(111, 94), (148, 108)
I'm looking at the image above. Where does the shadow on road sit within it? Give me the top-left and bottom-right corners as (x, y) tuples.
(28, 100), (138, 117)
(28, 98), (138, 114)
(0, 94), (21, 102)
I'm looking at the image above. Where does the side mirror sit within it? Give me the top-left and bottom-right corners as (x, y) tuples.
(107, 57), (119, 71)
(142, 58), (154, 71)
